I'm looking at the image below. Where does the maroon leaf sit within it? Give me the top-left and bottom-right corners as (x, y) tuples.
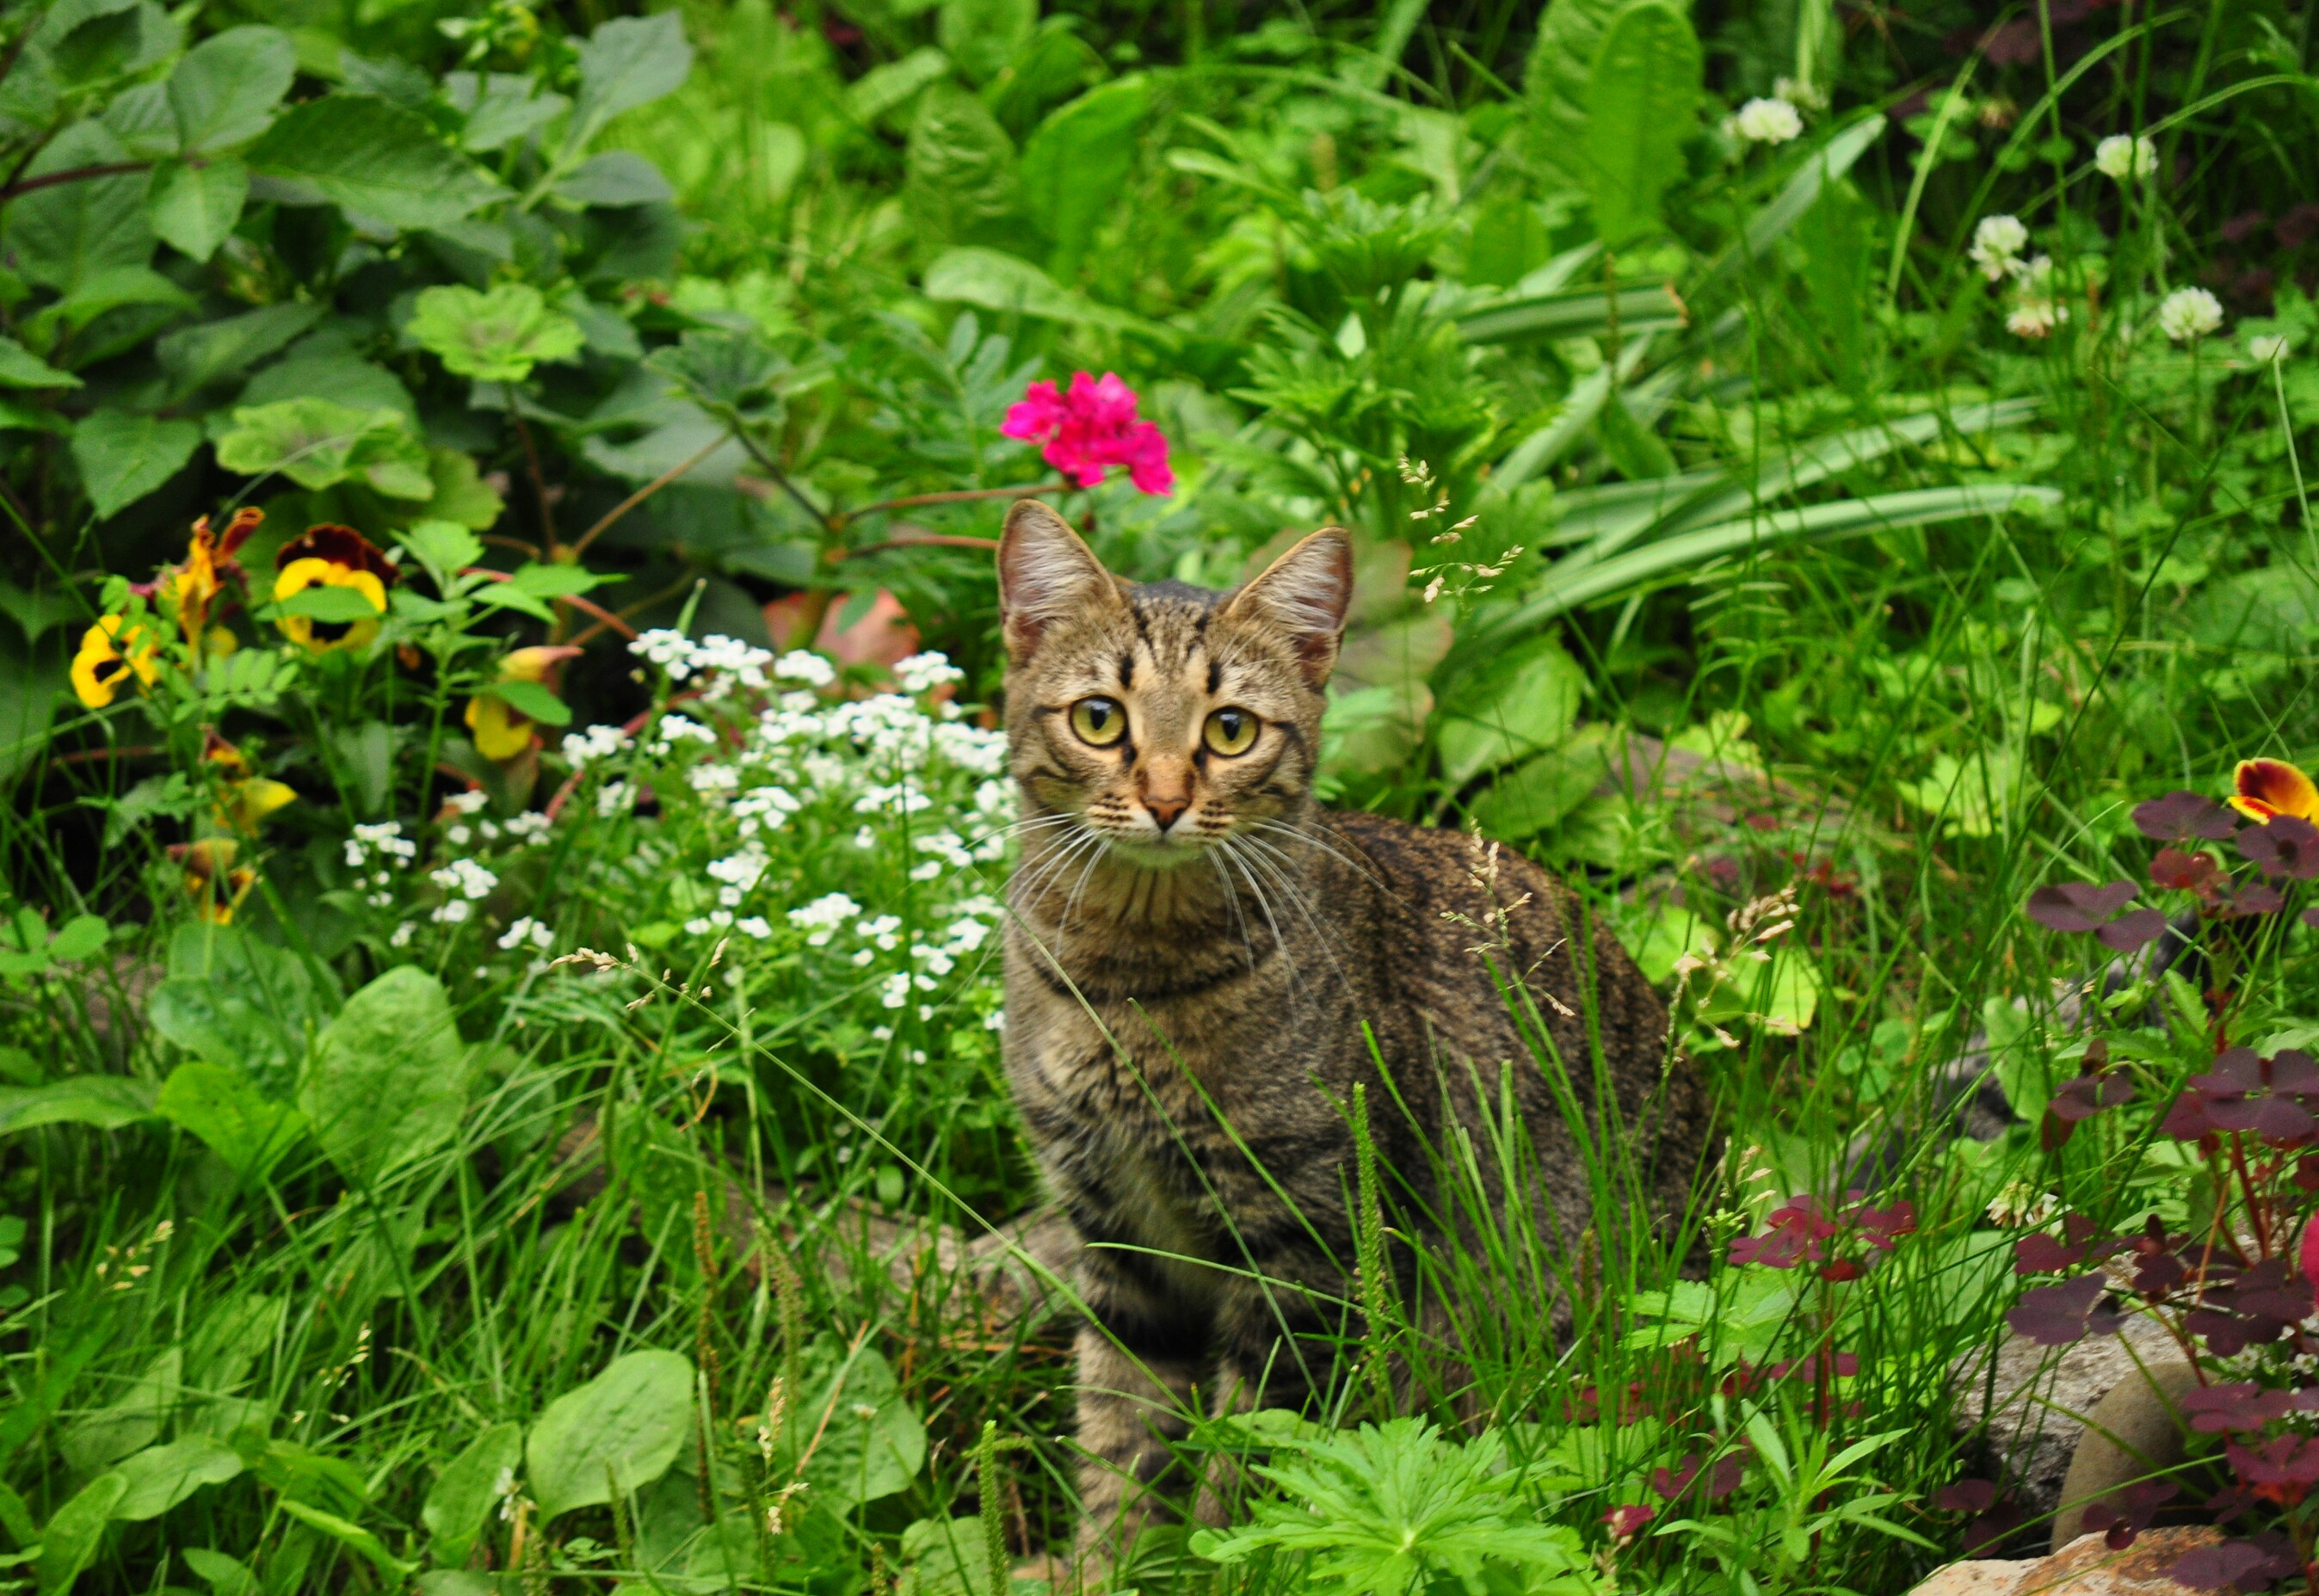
(2182, 1383), (2291, 1434)
(2015, 1233), (2088, 1274)
(2097, 908), (2168, 952)
(2026, 879), (2139, 932)
(2168, 1533), (2299, 1591)
(2152, 847), (2226, 894)
(2007, 1273), (2125, 1346)
(2134, 790), (2238, 842)
(2240, 816), (2319, 881)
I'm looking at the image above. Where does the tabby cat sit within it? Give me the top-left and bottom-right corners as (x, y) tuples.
(995, 500), (1716, 1569)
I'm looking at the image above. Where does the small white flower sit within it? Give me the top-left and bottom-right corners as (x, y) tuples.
(878, 971), (910, 1009)
(789, 891), (862, 946)
(737, 915), (774, 939)
(1727, 96), (1803, 145)
(1968, 214), (2029, 280)
(430, 900), (472, 925)
(984, 1008), (1005, 1032)
(391, 921), (416, 946)
(854, 826), (877, 850)
(431, 859), (498, 900)
(774, 650), (836, 687)
(444, 791), (490, 816)
(893, 651), (965, 693)
(2094, 133), (2157, 182)
(2250, 333), (2291, 364)
(595, 780), (636, 817)
(2007, 300), (2059, 338)
(561, 724), (631, 769)
(2156, 286), (2223, 343)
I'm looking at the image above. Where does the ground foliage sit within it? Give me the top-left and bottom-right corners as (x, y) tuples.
(3, 0), (2319, 1589)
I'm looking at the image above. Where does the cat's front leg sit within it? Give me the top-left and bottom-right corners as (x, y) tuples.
(1070, 1248), (1211, 1579)
(1190, 1272), (1341, 1528)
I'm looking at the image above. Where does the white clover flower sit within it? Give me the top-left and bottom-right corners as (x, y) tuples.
(774, 650), (836, 687)
(1727, 96), (1803, 145)
(2006, 300), (2060, 338)
(2156, 287), (2223, 342)
(498, 917), (554, 952)
(562, 724), (631, 769)
(893, 651), (965, 693)
(2094, 133), (2157, 182)
(1968, 215), (2029, 280)
(2250, 333), (2291, 364)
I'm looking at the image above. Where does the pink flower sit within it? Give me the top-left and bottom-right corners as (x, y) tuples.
(1001, 371), (1175, 496)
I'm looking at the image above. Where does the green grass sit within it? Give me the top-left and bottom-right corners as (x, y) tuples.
(6, 0), (2319, 1590)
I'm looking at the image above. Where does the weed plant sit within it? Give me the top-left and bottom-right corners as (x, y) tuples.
(3, 0), (2318, 1591)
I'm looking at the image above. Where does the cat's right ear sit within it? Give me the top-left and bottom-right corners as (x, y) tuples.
(997, 500), (1120, 661)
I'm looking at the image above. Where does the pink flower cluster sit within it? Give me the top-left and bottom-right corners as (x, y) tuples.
(1001, 371), (1174, 496)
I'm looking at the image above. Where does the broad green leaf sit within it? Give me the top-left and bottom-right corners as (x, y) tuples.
(526, 1350), (695, 1519)
(169, 26), (296, 151)
(1584, 1), (1700, 250)
(1454, 281), (1681, 346)
(0, 1075), (157, 1135)
(46, 2), (145, 89)
(564, 13), (693, 157)
(939, 0), (1035, 84)
(35, 1471), (126, 1593)
(157, 1063), (305, 1180)
(1693, 113), (1883, 299)
(904, 83), (1021, 244)
(0, 336), (81, 389)
(922, 247), (1163, 339)
(798, 1348), (926, 1507)
(181, 1549), (258, 1596)
(102, 78), (178, 157)
(394, 520), (484, 583)
(273, 1500), (416, 1579)
(508, 562), (619, 600)
(59, 1349), (179, 1474)
(647, 328), (784, 416)
(420, 447), (506, 531)
(147, 157), (249, 262)
(461, 73), (569, 152)
(71, 410), (200, 518)
(1523, 0), (1637, 193)
(1436, 636), (1586, 785)
(50, 915), (108, 960)
(552, 151), (673, 207)
(110, 1434), (244, 1521)
(3, 120), (152, 293)
(274, 585), (382, 623)
(1595, 388), (1677, 480)
(486, 680), (570, 726)
(1473, 724), (1613, 840)
(246, 95), (506, 230)
(157, 303), (322, 394)
(1020, 77), (1148, 272)
(24, 264), (196, 350)
(847, 47), (952, 126)
(298, 964), (467, 1187)
(408, 283), (583, 383)
(422, 1422), (521, 1564)
(213, 398), (431, 496)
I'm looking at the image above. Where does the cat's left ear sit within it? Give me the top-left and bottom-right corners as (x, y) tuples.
(1226, 528), (1353, 687)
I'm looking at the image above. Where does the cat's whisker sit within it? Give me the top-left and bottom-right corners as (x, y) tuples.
(1248, 816), (1381, 887)
(1225, 833), (1348, 994)
(1217, 836), (1301, 992)
(1203, 847), (1261, 970)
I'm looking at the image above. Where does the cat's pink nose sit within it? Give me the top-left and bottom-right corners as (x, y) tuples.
(1144, 796), (1190, 831)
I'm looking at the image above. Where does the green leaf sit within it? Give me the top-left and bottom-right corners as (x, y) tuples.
(49, 915), (108, 961)
(408, 283), (583, 383)
(798, 1347), (927, 1507)
(274, 584), (386, 623)
(1693, 113), (1883, 299)
(1453, 281), (1681, 346)
(0, 336), (82, 389)
(272, 1500), (415, 1579)
(938, 0), (1035, 84)
(71, 410), (200, 518)
(486, 679), (571, 726)
(59, 1349), (179, 1474)
(157, 1063), (306, 1181)
(564, 13), (692, 158)
(180, 1549), (258, 1596)
(298, 964), (468, 1187)
(1595, 388), (1677, 480)
(169, 26), (296, 151)
(419, 447), (506, 531)
(157, 303), (321, 394)
(0, 1076), (157, 1135)
(1436, 636), (1586, 785)
(109, 1434), (244, 1522)
(646, 328), (784, 416)
(35, 1471), (126, 1594)
(246, 95), (506, 230)
(3, 120), (152, 293)
(461, 74), (569, 153)
(846, 47), (952, 126)
(904, 83), (1021, 245)
(422, 1422), (521, 1565)
(525, 1350), (695, 1520)
(147, 157), (249, 262)
(508, 561), (620, 599)
(552, 150), (672, 207)
(1472, 726), (1611, 840)
(1584, 1), (1700, 250)
(213, 398), (431, 496)
(394, 520), (484, 585)
(1020, 77), (1148, 272)
(1522, 0), (1633, 194)
(922, 247), (1167, 340)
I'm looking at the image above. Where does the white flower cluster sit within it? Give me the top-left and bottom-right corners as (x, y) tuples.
(2094, 133), (2157, 182)
(2156, 287), (2224, 344)
(562, 724), (631, 769)
(1726, 96), (1803, 146)
(429, 858), (498, 924)
(1970, 216), (2065, 339)
(497, 916), (554, 952)
(893, 651), (966, 693)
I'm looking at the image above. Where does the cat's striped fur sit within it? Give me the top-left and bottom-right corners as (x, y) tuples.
(994, 501), (1716, 1570)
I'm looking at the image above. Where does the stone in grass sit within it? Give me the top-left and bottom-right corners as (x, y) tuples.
(1909, 1526), (2231, 1596)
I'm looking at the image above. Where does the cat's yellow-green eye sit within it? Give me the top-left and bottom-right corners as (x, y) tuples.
(1070, 696), (1127, 747)
(1204, 707), (1258, 756)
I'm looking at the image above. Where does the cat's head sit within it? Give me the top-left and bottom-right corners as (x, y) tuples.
(996, 500), (1352, 861)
